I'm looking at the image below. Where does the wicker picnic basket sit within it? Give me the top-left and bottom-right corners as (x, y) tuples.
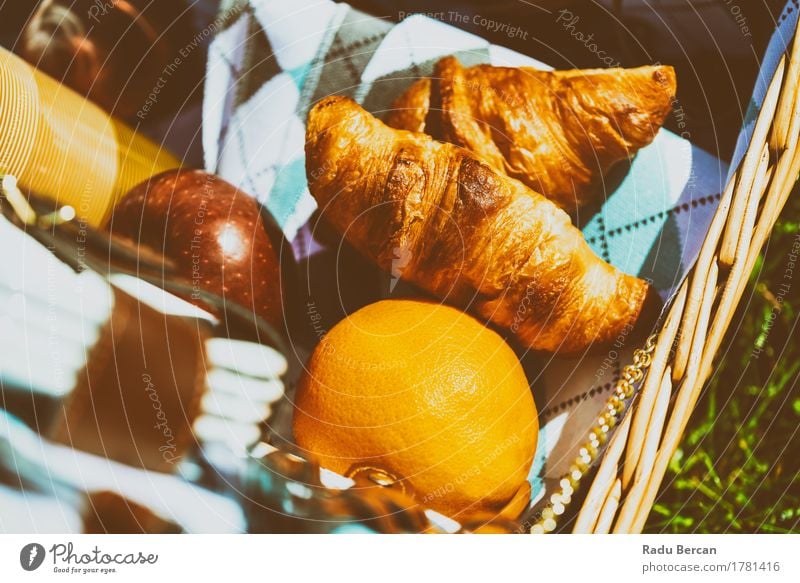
(249, 24), (800, 531)
(530, 18), (800, 535)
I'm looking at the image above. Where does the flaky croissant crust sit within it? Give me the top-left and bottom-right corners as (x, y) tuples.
(386, 56), (676, 212)
(306, 96), (651, 354)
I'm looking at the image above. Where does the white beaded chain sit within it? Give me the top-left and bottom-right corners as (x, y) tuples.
(530, 335), (657, 534)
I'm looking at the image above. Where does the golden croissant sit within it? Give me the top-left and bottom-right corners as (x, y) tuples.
(385, 56), (676, 212)
(306, 96), (656, 354)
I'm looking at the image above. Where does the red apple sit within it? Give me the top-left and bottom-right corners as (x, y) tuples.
(106, 169), (285, 332)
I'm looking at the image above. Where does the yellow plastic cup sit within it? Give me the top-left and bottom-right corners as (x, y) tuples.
(0, 47), (180, 226)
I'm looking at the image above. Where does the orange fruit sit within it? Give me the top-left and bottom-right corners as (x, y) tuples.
(293, 299), (538, 518)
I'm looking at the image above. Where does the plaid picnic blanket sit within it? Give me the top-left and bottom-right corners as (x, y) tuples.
(201, 0), (794, 515)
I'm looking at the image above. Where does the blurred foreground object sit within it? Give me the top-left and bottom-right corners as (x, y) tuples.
(0, 185), (288, 473)
(20, 0), (205, 121)
(0, 186), (293, 533)
(0, 47), (180, 226)
(0, 409), (246, 533)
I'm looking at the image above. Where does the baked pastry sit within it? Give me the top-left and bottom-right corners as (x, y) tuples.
(306, 96), (655, 354)
(385, 56), (676, 212)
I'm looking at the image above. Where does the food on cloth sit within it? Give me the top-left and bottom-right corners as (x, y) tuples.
(293, 299), (538, 518)
(305, 96), (657, 354)
(0, 47), (180, 227)
(106, 169), (284, 329)
(386, 56), (676, 212)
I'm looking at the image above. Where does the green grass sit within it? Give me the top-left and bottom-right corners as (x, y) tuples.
(644, 188), (800, 533)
